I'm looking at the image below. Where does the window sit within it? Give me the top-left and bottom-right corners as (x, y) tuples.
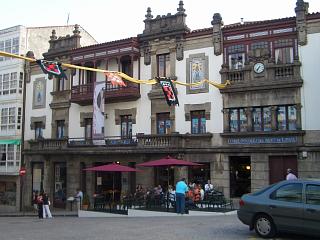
(252, 107), (272, 132)
(0, 181), (16, 206)
(228, 45), (245, 70)
(157, 113), (171, 134)
(157, 54), (170, 77)
(10, 72), (17, 94)
(121, 115), (132, 139)
(270, 183), (303, 203)
(306, 184), (320, 205)
(229, 108), (247, 132)
(277, 105), (297, 131)
(12, 37), (19, 55)
(0, 41), (4, 61)
(35, 122), (43, 139)
(1, 107), (15, 132)
(251, 41), (268, 50)
(0, 144), (20, 168)
(274, 39), (294, 64)
(0, 72), (20, 95)
(56, 120), (65, 139)
(191, 111), (206, 134)
(84, 118), (92, 139)
(3, 74), (9, 95)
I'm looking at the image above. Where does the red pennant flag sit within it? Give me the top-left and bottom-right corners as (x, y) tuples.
(105, 72), (126, 87)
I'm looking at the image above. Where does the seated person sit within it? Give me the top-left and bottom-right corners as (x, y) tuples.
(186, 188), (197, 209)
(199, 185), (205, 201)
(204, 180), (214, 193)
(168, 185), (176, 202)
(193, 185), (201, 203)
(154, 185), (163, 196)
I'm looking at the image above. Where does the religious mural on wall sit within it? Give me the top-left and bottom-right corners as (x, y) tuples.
(33, 78), (46, 109)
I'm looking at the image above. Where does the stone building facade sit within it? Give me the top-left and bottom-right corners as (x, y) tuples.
(22, 0), (320, 210)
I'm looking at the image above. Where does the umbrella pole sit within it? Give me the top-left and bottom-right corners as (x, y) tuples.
(112, 173), (115, 203)
(167, 168), (170, 212)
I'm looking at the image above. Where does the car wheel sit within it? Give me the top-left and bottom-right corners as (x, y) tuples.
(254, 214), (276, 238)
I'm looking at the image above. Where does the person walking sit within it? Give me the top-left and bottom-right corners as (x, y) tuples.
(286, 168), (298, 180)
(42, 192), (53, 218)
(37, 191), (44, 219)
(175, 178), (188, 214)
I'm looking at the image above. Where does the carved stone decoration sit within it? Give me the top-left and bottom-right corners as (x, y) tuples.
(247, 48), (270, 63)
(143, 44), (151, 65)
(177, 1), (186, 14)
(211, 13), (223, 56)
(176, 40), (184, 61)
(73, 24), (80, 36)
(295, 0), (309, 46)
(145, 7), (153, 20)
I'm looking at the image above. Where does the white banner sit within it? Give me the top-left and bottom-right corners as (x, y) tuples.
(93, 81), (105, 145)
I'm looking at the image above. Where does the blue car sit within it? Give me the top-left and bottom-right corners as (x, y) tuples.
(237, 179), (320, 238)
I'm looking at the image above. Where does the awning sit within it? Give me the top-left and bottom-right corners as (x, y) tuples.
(0, 139), (21, 145)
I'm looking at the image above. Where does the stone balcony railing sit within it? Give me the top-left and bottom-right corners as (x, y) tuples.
(220, 61), (302, 87)
(27, 133), (214, 151)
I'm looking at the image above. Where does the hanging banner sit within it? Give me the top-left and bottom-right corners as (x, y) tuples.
(93, 81), (105, 145)
(158, 77), (179, 106)
(105, 72), (126, 87)
(36, 60), (67, 79)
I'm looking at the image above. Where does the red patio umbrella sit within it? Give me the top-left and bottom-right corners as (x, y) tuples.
(84, 163), (140, 201)
(137, 156), (203, 167)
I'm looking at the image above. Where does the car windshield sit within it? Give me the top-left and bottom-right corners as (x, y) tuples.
(251, 183), (277, 196)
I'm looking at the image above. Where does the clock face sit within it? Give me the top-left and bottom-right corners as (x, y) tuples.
(253, 62), (265, 74)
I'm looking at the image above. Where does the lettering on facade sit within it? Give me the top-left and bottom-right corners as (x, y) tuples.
(228, 136), (298, 145)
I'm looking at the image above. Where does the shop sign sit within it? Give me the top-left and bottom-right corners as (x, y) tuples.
(228, 136), (298, 145)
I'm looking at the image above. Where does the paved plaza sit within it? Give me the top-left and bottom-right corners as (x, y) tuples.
(0, 214), (316, 240)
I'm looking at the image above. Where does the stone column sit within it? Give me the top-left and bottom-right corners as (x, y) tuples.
(271, 106), (278, 131)
(222, 109), (229, 132)
(246, 107), (253, 132)
(296, 104), (302, 130)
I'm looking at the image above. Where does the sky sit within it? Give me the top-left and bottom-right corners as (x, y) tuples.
(1, 0), (320, 43)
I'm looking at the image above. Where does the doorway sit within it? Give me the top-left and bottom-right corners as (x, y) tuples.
(229, 156), (251, 197)
(269, 155), (297, 184)
(94, 163), (122, 201)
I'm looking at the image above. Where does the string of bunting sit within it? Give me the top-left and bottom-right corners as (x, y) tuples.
(0, 51), (231, 89)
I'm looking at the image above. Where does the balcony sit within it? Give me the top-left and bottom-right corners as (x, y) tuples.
(26, 133), (213, 152)
(71, 82), (140, 106)
(220, 61), (303, 93)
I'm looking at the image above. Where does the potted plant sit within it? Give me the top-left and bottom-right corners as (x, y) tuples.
(82, 194), (90, 210)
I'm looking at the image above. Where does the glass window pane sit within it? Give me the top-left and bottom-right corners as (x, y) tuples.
(192, 118), (199, 134)
(229, 109), (238, 132)
(263, 107), (272, 131)
(84, 118), (92, 139)
(252, 108), (262, 131)
(271, 183), (303, 203)
(306, 184), (320, 205)
(229, 53), (244, 70)
(157, 113), (170, 134)
(277, 106), (287, 130)
(158, 55), (165, 77)
(288, 106), (297, 130)
(239, 109), (247, 132)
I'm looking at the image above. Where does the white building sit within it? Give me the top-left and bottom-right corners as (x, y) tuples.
(0, 24), (97, 212)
